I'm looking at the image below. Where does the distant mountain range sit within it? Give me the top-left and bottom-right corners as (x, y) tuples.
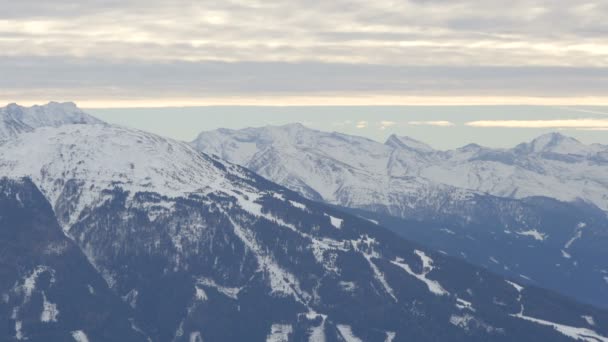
(1, 102), (607, 341)
(193, 123), (608, 309)
(192, 123), (608, 212)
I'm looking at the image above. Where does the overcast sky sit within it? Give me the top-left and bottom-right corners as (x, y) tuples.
(2, 0), (608, 106)
(3, 1), (608, 145)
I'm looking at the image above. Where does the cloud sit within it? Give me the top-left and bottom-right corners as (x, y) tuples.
(408, 120), (455, 127)
(2, 1), (608, 104)
(1, 1), (608, 67)
(465, 118), (608, 128)
(356, 120), (368, 128)
(379, 120), (397, 130)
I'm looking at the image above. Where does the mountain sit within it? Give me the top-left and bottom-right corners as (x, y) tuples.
(192, 126), (608, 211)
(2, 121), (608, 341)
(0, 178), (145, 341)
(192, 124), (608, 308)
(0, 102), (103, 141)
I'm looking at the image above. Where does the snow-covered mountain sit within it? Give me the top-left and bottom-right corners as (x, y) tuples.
(192, 124), (608, 212)
(0, 102), (103, 141)
(3, 117), (608, 341)
(192, 124), (608, 308)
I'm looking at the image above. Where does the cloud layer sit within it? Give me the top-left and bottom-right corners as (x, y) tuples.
(466, 118), (608, 129)
(2, 0), (608, 104)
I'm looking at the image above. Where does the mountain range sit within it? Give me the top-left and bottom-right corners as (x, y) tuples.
(193, 123), (608, 309)
(1, 102), (607, 341)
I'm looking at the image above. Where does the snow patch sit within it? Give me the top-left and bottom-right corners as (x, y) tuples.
(289, 200), (308, 211)
(306, 311), (327, 342)
(266, 324), (293, 342)
(326, 214), (343, 229)
(71, 330), (90, 342)
(336, 325), (363, 342)
(456, 298), (475, 312)
(190, 331), (203, 342)
(197, 277), (241, 300)
(582, 315), (595, 326)
(195, 286), (208, 301)
(15, 320), (23, 340)
(390, 251), (448, 296)
(339, 281), (356, 292)
(506, 280), (524, 293)
(512, 313), (608, 342)
(449, 314), (499, 333)
(122, 289), (138, 308)
(515, 229), (547, 241)
(385, 331), (396, 342)
(40, 292), (59, 322)
(565, 222), (587, 249)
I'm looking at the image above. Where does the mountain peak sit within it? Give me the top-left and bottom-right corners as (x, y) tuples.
(524, 132), (585, 154)
(0, 101), (103, 140)
(385, 134), (435, 153)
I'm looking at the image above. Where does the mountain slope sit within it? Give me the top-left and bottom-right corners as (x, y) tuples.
(0, 102), (103, 141)
(192, 124), (608, 308)
(1, 123), (608, 341)
(0, 178), (144, 342)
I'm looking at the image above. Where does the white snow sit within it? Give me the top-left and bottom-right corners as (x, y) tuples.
(40, 292), (59, 322)
(336, 325), (363, 342)
(15, 321), (23, 340)
(511, 312), (608, 342)
(450, 314), (474, 330)
(564, 222), (587, 250)
(197, 277), (241, 300)
(302, 311), (328, 342)
(390, 251), (448, 296)
(190, 331), (203, 342)
(0, 124), (257, 230)
(515, 229), (547, 241)
(456, 298), (475, 312)
(561, 250), (572, 259)
(122, 289), (138, 308)
(339, 281), (356, 292)
(582, 315), (596, 326)
(289, 200), (308, 211)
(326, 214), (343, 229)
(266, 324), (293, 342)
(506, 280), (524, 293)
(385, 331), (396, 342)
(449, 314), (499, 333)
(71, 330), (90, 342)
(18, 266), (54, 300)
(195, 286), (208, 301)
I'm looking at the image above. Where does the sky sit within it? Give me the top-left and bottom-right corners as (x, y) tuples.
(1, 0), (608, 106)
(3, 1), (608, 147)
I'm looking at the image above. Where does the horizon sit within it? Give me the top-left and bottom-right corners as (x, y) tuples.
(5, 101), (608, 149)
